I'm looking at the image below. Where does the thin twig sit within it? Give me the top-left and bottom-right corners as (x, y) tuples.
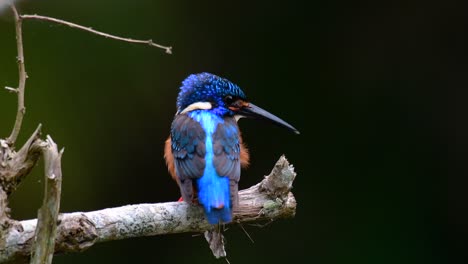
(247, 219), (274, 228)
(238, 222), (255, 244)
(6, 4), (27, 146)
(20, 14), (172, 54)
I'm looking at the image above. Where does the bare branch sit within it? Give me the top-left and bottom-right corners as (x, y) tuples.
(20, 14), (173, 54)
(0, 156), (297, 262)
(6, 4), (27, 146)
(30, 136), (63, 264)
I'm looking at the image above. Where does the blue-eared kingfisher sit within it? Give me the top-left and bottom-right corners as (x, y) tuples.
(164, 72), (299, 224)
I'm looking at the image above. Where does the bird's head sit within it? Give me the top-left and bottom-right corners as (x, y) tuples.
(176, 72), (299, 134)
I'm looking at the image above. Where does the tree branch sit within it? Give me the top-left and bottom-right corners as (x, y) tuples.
(0, 156), (297, 263)
(6, 4), (27, 146)
(20, 14), (172, 54)
(30, 136), (64, 264)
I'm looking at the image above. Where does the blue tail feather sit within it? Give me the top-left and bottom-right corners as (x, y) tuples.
(205, 206), (232, 224)
(196, 172), (231, 224)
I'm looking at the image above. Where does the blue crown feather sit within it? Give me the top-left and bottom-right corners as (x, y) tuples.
(176, 72), (246, 113)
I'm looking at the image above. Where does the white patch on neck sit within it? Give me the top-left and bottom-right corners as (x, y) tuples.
(180, 102), (212, 114)
(234, 115), (245, 122)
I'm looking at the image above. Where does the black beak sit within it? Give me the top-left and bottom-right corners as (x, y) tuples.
(238, 103), (300, 134)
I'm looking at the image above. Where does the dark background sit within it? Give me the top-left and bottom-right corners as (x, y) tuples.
(0, 0), (463, 263)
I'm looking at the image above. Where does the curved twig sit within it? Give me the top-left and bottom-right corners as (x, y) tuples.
(20, 14), (172, 54)
(6, 4), (27, 146)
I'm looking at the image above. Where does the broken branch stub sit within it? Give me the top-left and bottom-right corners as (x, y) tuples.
(30, 136), (64, 264)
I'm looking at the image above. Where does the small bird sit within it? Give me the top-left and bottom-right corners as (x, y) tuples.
(165, 72), (299, 224)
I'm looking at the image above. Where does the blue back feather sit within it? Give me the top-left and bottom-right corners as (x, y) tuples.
(189, 110), (232, 224)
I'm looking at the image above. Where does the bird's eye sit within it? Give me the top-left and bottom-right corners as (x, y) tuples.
(224, 95), (234, 104)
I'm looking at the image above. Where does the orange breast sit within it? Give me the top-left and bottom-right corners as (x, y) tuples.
(164, 136), (178, 182)
(239, 134), (250, 168)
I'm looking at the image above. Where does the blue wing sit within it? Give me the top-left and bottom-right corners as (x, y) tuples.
(170, 114), (206, 202)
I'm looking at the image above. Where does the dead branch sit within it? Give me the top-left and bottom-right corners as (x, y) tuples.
(0, 156), (297, 263)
